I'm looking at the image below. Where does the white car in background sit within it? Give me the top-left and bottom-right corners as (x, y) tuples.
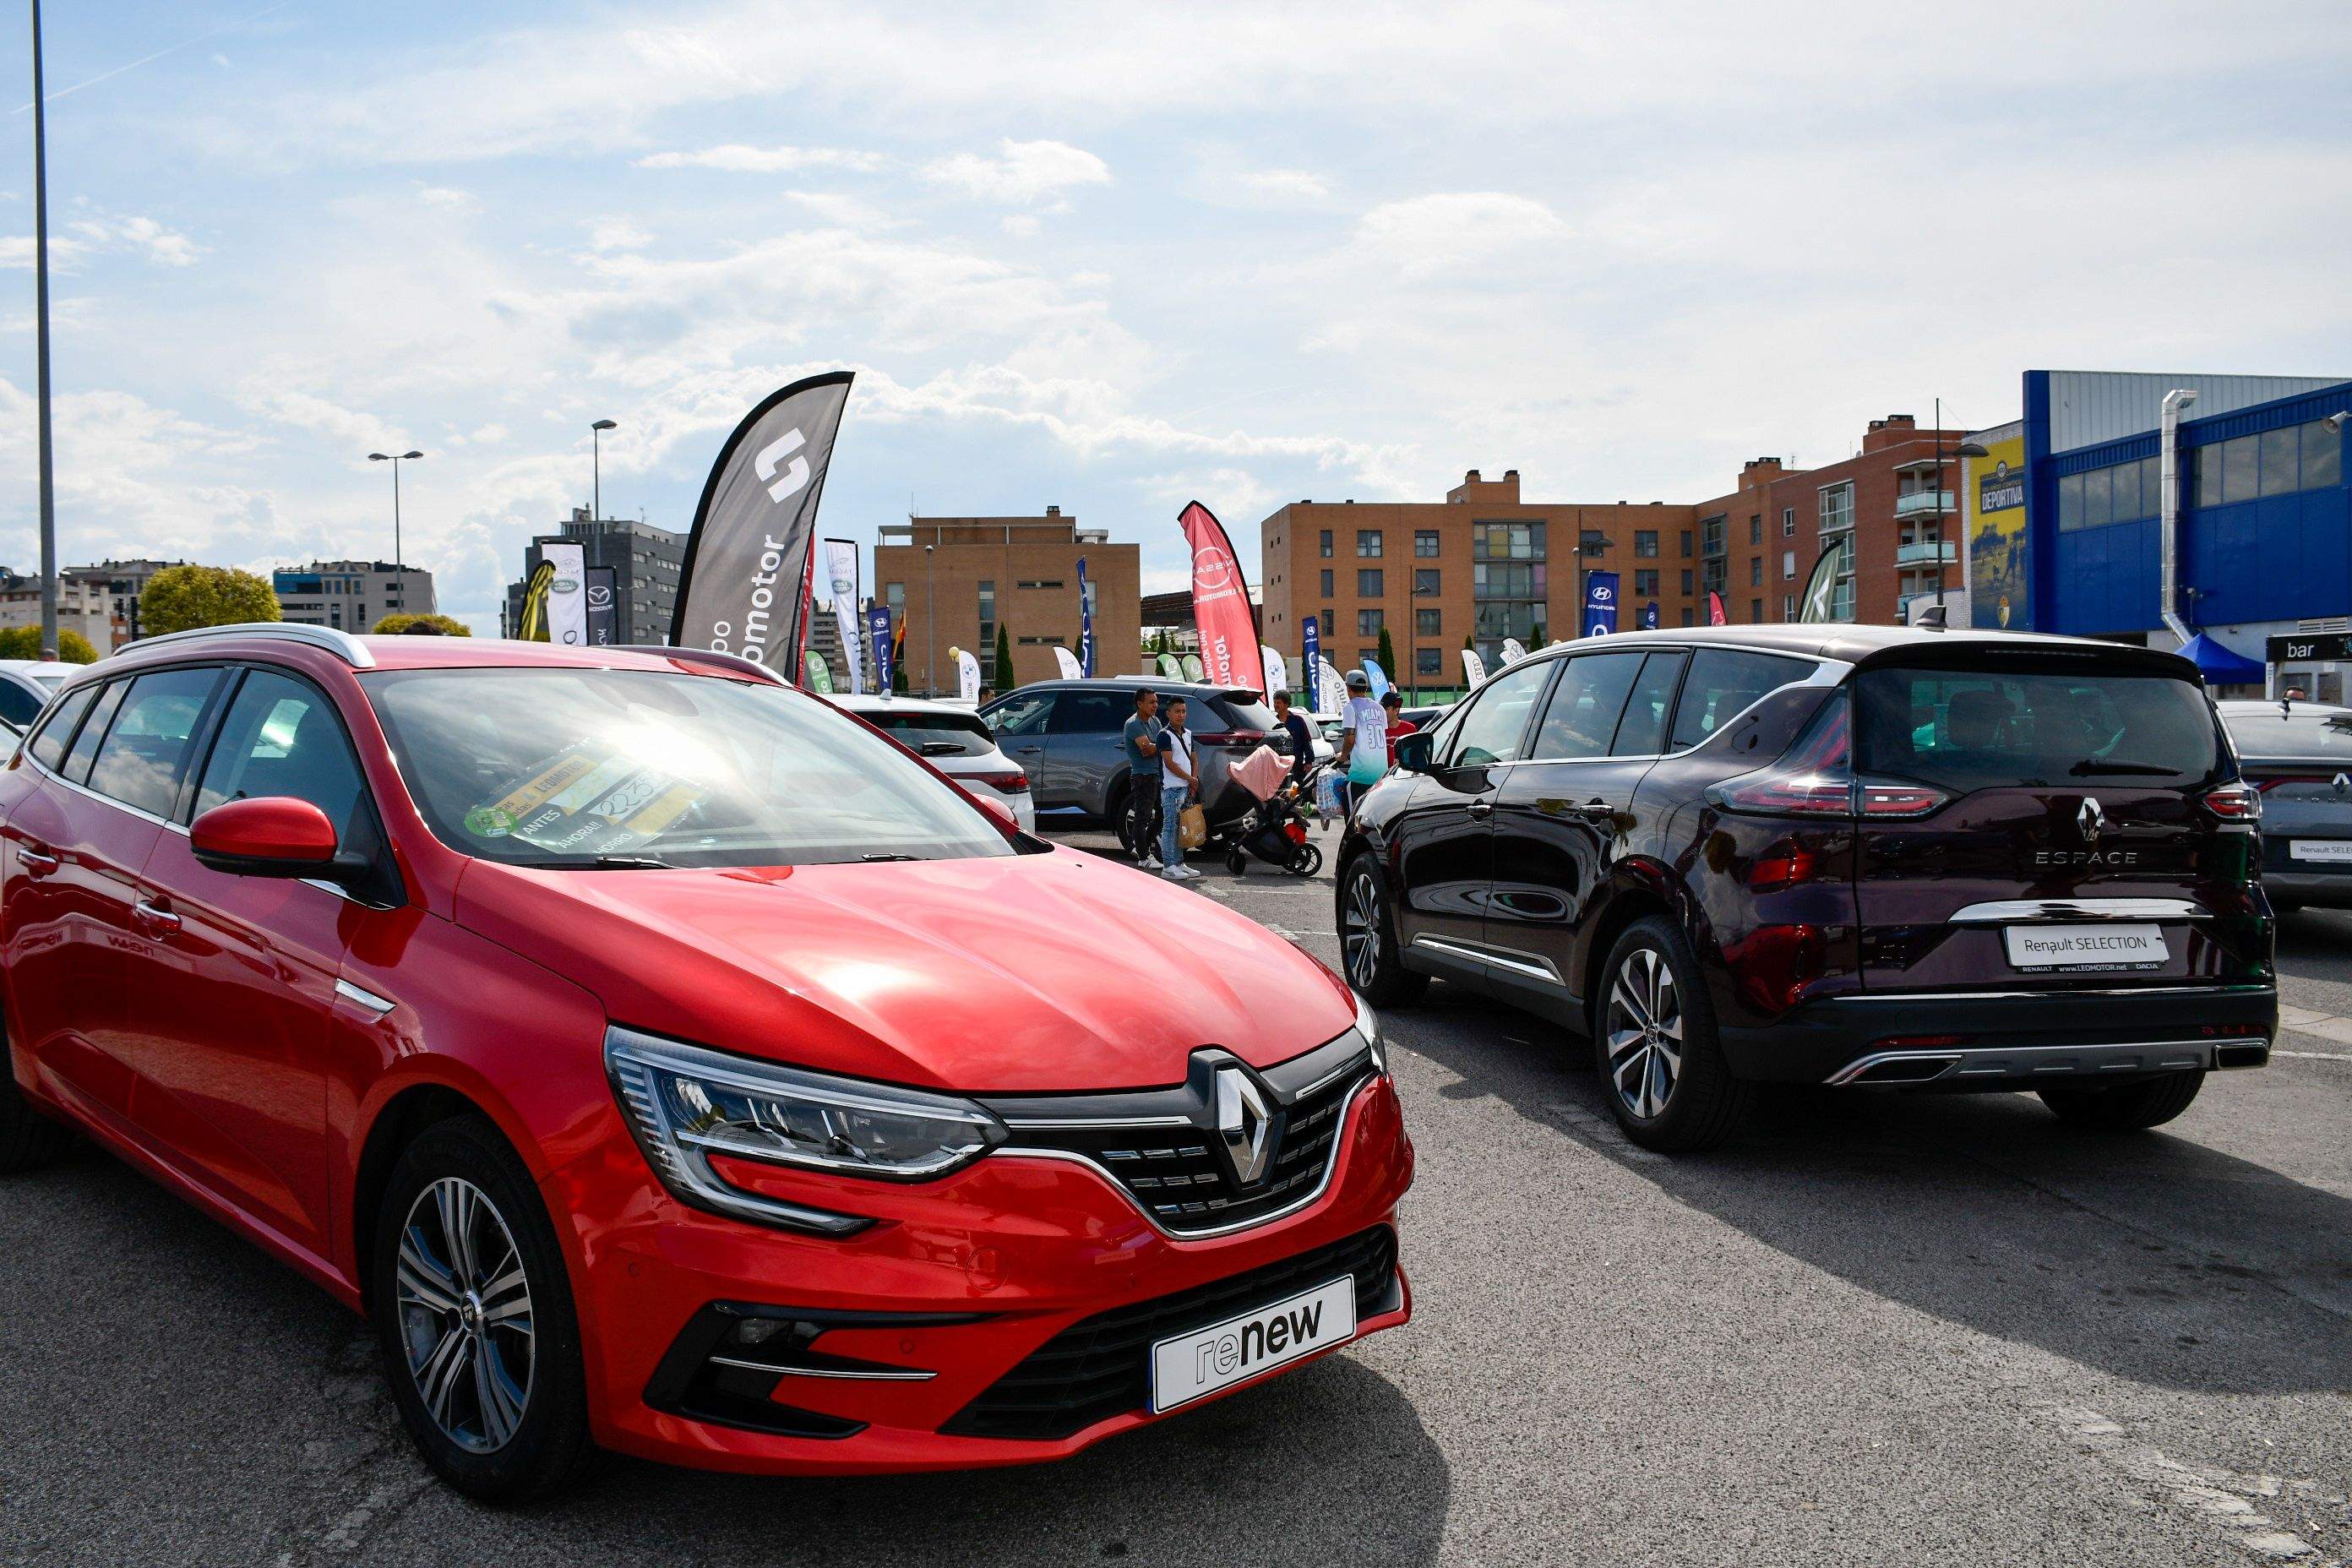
(0, 659), (72, 738)
(825, 694), (1037, 832)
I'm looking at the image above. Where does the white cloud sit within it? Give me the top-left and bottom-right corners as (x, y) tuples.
(1354, 192), (1566, 278)
(922, 139), (1109, 207)
(416, 186), (480, 213)
(1241, 168), (1330, 203)
(0, 212), (201, 270)
(585, 220), (653, 253)
(634, 144), (890, 173)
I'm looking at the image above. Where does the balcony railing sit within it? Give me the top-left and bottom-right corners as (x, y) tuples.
(1892, 489), (1954, 520)
(1894, 540), (1957, 566)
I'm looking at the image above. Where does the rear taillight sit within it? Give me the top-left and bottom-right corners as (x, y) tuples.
(1856, 782), (1948, 817)
(2202, 783), (2261, 821)
(1195, 730), (1264, 748)
(973, 771), (1029, 794)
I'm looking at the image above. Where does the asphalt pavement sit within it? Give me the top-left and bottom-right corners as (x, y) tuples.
(1, 825), (2346, 1566)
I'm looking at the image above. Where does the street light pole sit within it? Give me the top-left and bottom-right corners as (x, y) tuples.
(924, 542), (937, 697)
(368, 449), (425, 589)
(591, 419), (616, 520)
(30, 0), (57, 657)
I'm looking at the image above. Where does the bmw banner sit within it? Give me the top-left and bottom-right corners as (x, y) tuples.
(1582, 570), (1619, 638)
(672, 369), (854, 678)
(867, 604), (894, 692)
(1076, 556), (1097, 676)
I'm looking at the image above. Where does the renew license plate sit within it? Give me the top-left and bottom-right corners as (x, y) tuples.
(1150, 1276), (1357, 1413)
(2003, 923), (2168, 972)
(2288, 839), (2352, 863)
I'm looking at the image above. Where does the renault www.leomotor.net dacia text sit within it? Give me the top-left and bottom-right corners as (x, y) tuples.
(0, 625), (1413, 1500)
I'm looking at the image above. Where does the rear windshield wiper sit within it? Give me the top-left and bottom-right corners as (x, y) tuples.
(918, 741), (965, 756)
(2068, 760), (2179, 776)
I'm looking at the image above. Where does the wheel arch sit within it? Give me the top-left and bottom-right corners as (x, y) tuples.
(1576, 858), (1702, 1037)
(347, 1064), (547, 1305)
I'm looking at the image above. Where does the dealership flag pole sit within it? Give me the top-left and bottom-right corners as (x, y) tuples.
(672, 371), (854, 673)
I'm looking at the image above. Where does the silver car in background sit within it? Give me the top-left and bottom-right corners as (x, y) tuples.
(2218, 698), (2352, 911)
(980, 678), (1288, 836)
(826, 694), (1038, 832)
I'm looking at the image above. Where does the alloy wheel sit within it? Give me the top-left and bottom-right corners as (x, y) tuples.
(1342, 866), (1383, 988)
(1604, 946), (1684, 1120)
(396, 1176), (536, 1454)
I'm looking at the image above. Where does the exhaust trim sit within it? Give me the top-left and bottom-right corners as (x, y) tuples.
(1825, 1037), (2265, 1086)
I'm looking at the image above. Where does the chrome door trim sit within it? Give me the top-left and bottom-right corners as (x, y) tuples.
(1409, 934), (1563, 986)
(334, 977), (396, 1015)
(1946, 897), (2203, 924)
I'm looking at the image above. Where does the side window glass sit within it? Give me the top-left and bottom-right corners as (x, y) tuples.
(195, 670), (368, 836)
(1611, 652), (1688, 757)
(87, 668), (220, 818)
(1529, 653), (1646, 762)
(28, 684), (95, 774)
(1047, 690), (1133, 734)
(1443, 661), (1554, 769)
(986, 693), (1054, 736)
(1669, 650), (1813, 750)
(0, 680), (43, 729)
(60, 681), (128, 784)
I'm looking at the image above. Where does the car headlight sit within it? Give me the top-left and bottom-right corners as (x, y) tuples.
(1354, 989), (1386, 1075)
(605, 1026), (1009, 1234)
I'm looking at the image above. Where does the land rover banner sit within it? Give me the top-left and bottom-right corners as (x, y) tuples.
(672, 369), (854, 676)
(543, 541), (588, 646)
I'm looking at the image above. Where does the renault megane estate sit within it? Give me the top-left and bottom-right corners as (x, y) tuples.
(1335, 623), (2275, 1152)
(0, 625), (1412, 1499)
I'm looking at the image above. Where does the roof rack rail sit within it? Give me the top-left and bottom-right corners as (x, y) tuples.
(610, 645), (783, 683)
(129, 622), (376, 669)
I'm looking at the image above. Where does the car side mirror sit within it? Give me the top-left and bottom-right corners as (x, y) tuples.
(971, 792), (1020, 834)
(190, 798), (364, 882)
(1393, 732), (1435, 773)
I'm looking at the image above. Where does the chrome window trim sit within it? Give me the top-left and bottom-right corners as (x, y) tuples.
(983, 1072), (1377, 1242)
(1947, 897), (2204, 924)
(1503, 648), (1848, 768)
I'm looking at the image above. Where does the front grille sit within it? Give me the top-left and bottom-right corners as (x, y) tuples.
(941, 1224), (1398, 1442)
(1000, 1056), (1371, 1234)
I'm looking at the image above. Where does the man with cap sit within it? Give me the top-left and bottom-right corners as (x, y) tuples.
(1335, 668), (1388, 818)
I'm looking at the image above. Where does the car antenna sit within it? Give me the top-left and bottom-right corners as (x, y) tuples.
(1913, 602), (1948, 632)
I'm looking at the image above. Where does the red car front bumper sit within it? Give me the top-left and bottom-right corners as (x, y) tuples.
(542, 1071), (1414, 1475)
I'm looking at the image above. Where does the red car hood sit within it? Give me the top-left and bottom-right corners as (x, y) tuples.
(452, 847), (1358, 1092)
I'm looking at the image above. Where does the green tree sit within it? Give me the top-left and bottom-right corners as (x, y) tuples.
(0, 626), (98, 662)
(372, 612), (471, 636)
(1529, 620), (1545, 647)
(891, 655), (909, 694)
(994, 620), (1016, 691)
(1376, 624), (1398, 691)
(139, 565), (281, 636)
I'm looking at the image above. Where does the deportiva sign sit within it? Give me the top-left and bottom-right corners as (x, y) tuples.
(672, 371), (854, 677)
(1179, 501), (1257, 689)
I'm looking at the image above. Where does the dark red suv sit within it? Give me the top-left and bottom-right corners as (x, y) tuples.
(0, 627), (1411, 1499)
(1337, 624), (2275, 1151)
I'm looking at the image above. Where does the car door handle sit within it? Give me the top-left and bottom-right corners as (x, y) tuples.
(1016, 745), (1044, 755)
(1570, 799), (1617, 821)
(133, 899), (181, 933)
(17, 845), (58, 875)
(1465, 799), (1494, 819)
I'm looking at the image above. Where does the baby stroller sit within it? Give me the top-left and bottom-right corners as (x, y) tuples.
(1224, 756), (1326, 878)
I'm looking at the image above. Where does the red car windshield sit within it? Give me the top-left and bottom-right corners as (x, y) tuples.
(362, 667), (1014, 868)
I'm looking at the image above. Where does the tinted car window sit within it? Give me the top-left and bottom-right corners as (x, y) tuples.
(1445, 660), (1553, 767)
(1612, 651), (1688, 757)
(1530, 653), (1644, 761)
(27, 683), (95, 773)
(196, 670), (368, 833)
(859, 710), (997, 758)
(2222, 710), (2352, 759)
(1047, 689), (1134, 734)
(986, 692), (1054, 736)
(88, 667), (221, 817)
(1855, 667), (2221, 792)
(0, 678), (45, 729)
(1669, 650), (1813, 750)
(1213, 695), (1279, 734)
(59, 681), (125, 783)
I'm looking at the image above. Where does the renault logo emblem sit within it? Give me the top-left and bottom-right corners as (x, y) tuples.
(1214, 1066), (1275, 1188)
(2077, 797), (2105, 845)
(2335, 773), (2349, 796)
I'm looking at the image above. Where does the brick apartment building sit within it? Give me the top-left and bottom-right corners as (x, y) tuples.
(876, 508), (1141, 694)
(1258, 415), (1974, 692)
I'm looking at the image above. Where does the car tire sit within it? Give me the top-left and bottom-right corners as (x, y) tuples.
(1338, 854), (1426, 1007)
(0, 1060), (71, 1173)
(1593, 917), (1751, 1153)
(371, 1114), (591, 1503)
(2038, 1070), (2204, 1132)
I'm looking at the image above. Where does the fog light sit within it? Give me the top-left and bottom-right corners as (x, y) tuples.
(737, 1318), (785, 1346)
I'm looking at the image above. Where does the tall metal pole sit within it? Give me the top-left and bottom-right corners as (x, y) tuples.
(392, 457), (403, 580)
(592, 427), (601, 520)
(925, 542), (937, 697)
(30, 0), (58, 656)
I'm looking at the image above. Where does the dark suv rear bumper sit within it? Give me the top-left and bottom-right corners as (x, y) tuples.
(1719, 984), (2278, 1088)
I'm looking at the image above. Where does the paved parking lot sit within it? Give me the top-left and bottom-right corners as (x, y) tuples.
(3, 825), (2347, 1565)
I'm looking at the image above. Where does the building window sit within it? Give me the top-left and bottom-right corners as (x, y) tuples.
(1748, 515), (1762, 546)
(1750, 598), (1763, 622)
(1358, 648), (1379, 667)
(1680, 569), (1693, 595)
(1634, 530), (1658, 558)
(1701, 516), (1725, 555)
(1680, 607), (1696, 626)
(1580, 529), (1605, 556)
(1414, 530), (1440, 558)
(1319, 530), (1333, 558)
(977, 580), (997, 680)
(1818, 482), (1854, 535)
(1358, 569), (1384, 596)
(1357, 530), (1383, 558)
(1415, 647), (1441, 678)
(1413, 568), (1440, 596)
(1782, 550), (1796, 580)
(1783, 508), (1795, 536)
(1634, 569), (1658, 596)
(1358, 608), (1384, 636)
(1416, 607), (1441, 636)
(1320, 568), (1334, 597)
(1322, 607), (1336, 635)
(1783, 593), (1797, 621)
(1680, 530), (1692, 557)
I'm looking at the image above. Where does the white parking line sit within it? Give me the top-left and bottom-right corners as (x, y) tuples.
(2050, 1404), (2343, 1564)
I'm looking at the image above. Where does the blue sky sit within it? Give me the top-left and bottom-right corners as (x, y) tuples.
(2, 1), (2349, 630)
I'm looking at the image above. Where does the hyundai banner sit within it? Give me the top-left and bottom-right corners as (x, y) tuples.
(867, 604), (894, 693)
(1582, 570), (1619, 638)
(1642, 602), (1659, 630)
(1075, 555), (1097, 676)
(1177, 501), (1257, 688)
(1302, 614), (1322, 701)
(672, 369), (853, 677)
(543, 542), (588, 646)
(823, 537), (863, 694)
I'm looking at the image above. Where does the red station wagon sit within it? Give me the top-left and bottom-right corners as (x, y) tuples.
(0, 626), (1413, 1499)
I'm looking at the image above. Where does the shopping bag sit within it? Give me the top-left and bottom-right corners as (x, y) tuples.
(1178, 803), (1209, 851)
(1314, 771), (1346, 821)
